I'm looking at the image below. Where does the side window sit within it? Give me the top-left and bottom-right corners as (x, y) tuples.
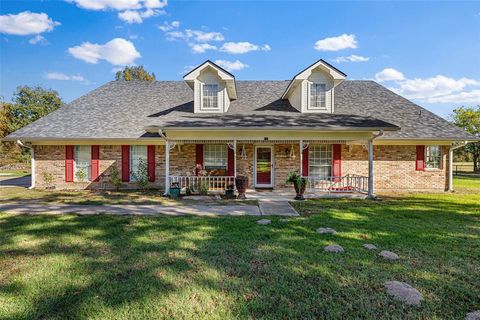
(74, 145), (91, 181)
(204, 144), (227, 170)
(130, 145), (147, 181)
(309, 145), (332, 178)
(425, 146), (441, 169)
(202, 84), (218, 109)
(310, 83), (326, 109)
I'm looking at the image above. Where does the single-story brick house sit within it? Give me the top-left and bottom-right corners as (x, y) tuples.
(4, 60), (477, 196)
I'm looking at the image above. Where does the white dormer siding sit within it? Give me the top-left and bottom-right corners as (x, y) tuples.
(283, 59), (345, 114)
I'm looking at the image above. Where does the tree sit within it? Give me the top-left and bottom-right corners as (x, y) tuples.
(115, 66), (156, 81)
(451, 105), (480, 173)
(0, 86), (63, 164)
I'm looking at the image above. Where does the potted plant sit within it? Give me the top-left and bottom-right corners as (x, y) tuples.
(169, 182), (181, 198)
(285, 171), (307, 200)
(225, 184), (235, 199)
(235, 175), (248, 199)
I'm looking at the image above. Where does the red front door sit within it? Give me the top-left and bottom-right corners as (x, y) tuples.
(256, 147), (272, 186)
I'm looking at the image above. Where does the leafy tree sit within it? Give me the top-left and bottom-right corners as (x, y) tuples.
(115, 66), (156, 81)
(451, 105), (480, 173)
(0, 86), (63, 164)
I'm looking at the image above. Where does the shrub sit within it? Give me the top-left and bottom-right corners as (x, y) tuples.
(131, 158), (149, 190)
(109, 164), (122, 191)
(42, 171), (54, 189)
(75, 168), (87, 182)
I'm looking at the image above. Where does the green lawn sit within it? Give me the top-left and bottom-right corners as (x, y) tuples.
(454, 175), (480, 191)
(1, 191), (479, 319)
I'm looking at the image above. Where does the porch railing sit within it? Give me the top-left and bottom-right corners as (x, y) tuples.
(169, 175), (235, 193)
(303, 174), (369, 194)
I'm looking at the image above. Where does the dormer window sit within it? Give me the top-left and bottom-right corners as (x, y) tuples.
(310, 83), (326, 109)
(203, 84), (218, 109)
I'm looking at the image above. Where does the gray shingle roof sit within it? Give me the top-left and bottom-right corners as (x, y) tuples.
(5, 80), (475, 141)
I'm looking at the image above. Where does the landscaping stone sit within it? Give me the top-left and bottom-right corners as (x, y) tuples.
(256, 219), (271, 225)
(384, 281), (422, 306)
(465, 311), (480, 320)
(316, 227), (337, 235)
(324, 244), (344, 253)
(363, 243), (377, 250)
(379, 250), (399, 260)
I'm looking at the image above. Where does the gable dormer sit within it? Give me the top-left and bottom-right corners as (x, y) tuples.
(183, 60), (237, 113)
(282, 59), (346, 113)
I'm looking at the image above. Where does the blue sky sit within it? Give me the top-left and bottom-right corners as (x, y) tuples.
(1, 0), (479, 119)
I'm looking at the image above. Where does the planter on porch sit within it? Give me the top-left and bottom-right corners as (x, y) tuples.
(286, 171), (306, 200)
(235, 176), (249, 199)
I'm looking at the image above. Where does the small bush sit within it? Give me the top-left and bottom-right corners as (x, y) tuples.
(109, 165), (122, 191)
(131, 158), (149, 190)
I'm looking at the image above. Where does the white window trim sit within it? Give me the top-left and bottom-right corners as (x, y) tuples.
(308, 82), (327, 110)
(425, 145), (442, 170)
(201, 83), (219, 110)
(74, 145), (91, 182)
(204, 144), (227, 170)
(308, 144), (333, 178)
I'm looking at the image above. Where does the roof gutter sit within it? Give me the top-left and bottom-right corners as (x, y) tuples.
(16, 140), (35, 189)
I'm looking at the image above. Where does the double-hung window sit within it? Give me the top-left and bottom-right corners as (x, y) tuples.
(309, 145), (332, 178)
(204, 144), (227, 170)
(310, 83), (326, 109)
(130, 145), (147, 181)
(74, 145), (91, 182)
(203, 84), (218, 109)
(425, 145), (441, 169)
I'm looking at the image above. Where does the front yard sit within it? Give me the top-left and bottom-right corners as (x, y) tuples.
(1, 182), (479, 319)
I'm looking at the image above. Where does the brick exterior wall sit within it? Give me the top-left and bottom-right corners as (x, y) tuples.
(33, 143), (450, 192)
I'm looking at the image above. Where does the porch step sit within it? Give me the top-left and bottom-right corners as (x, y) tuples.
(259, 201), (299, 216)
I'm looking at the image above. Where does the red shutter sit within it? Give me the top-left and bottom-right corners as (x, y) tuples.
(333, 144), (342, 179)
(121, 145), (130, 182)
(65, 145), (74, 182)
(147, 145), (155, 182)
(227, 146), (235, 176)
(195, 144), (204, 175)
(302, 146), (309, 176)
(416, 145), (425, 171)
(91, 145), (100, 182)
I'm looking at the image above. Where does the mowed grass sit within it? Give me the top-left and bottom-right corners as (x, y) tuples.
(1, 191), (479, 319)
(454, 175), (480, 191)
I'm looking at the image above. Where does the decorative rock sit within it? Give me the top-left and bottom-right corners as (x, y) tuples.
(384, 281), (422, 306)
(363, 244), (377, 250)
(465, 311), (480, 320)
(256, 219), (271, 225)
(379, 250), (399, 260)
(316, 227), (337, 235)
(324, 244), (344, 253)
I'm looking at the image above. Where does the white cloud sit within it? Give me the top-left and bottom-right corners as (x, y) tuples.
(220, 42), (271, 54)
(69, 0), (166, 10)
(45, 72), (86, 82)
(333, 54), (369, 63)
(374, 68), (405, 82)
(68, 38), (141, 65)
(390, 75), (480, 101)
(118, 8), (163, 24)
(427, 90), (480, 104)
(185, 29), (224, 42)
(0, 11), (60, 36)
(158, 20), (179, 31)
(214, 60), (248, 71)
(29, 34), (48, 45)
(190, 43), (217, 54)
(314, 34), (357, 51)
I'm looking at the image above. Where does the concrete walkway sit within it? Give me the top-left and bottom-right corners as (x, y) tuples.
(0, 202), (262, 217)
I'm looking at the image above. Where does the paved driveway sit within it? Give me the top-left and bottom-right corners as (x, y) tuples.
(0, 175), (31, 188)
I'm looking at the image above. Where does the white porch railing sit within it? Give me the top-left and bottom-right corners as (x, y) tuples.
(304, 174), (368, 194)
(169, 175), (235, 193)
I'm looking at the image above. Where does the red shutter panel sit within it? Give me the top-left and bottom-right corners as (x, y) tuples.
(65, 145), (74, 182)
(333, 144), (342, 179)
(195, 144), (204, 175)
(91, 145), (100, 182)
(227, 146), (235, 176)
(302, 146), (309, 176)
(416, 145), (425, 171)
(121, 145), (130, 182)
(147, 145), (155, 182)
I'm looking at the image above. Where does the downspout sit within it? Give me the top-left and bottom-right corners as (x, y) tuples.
(448, 141), (468, 192)
(158, 129), (170, 196)
(367, 130), (384, 199)
(16, 140), (35, 189)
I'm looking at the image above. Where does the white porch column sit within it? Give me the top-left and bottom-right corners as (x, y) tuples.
(29, 147), (35, 189)
(233, 140), (237, 177)
(164, 140), (170, 195)
(368, 139), (374, 198)
(299, 140), (303, 176)
(449, 147), (454, 192)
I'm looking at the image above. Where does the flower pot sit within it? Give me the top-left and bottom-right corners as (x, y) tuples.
(170, 187), (181, 199)
(235, 176), (249, 199)
(225, 188), (235, 199)
(293, 179), (306, 200)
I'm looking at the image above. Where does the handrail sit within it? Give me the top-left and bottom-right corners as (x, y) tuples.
(169, 175), (235, 193)
(303, 174), (368, 194)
